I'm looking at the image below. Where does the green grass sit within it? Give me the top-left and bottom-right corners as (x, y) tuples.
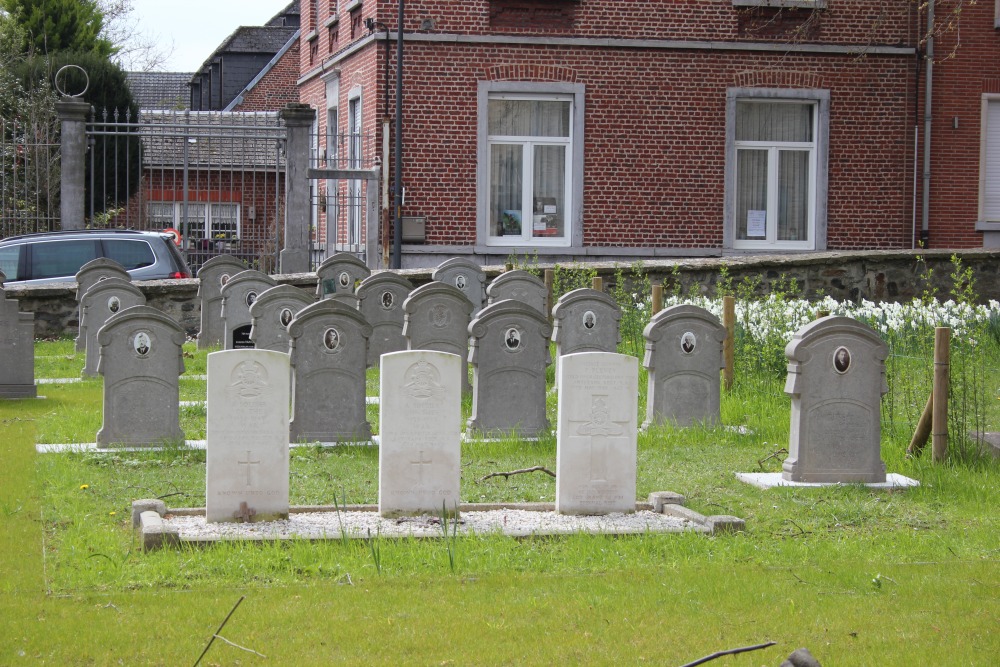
(2, 336), (998, 664)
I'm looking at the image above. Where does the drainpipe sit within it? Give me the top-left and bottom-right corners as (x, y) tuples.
(921, 1), (934, 248)
(392, 0), (404, 269)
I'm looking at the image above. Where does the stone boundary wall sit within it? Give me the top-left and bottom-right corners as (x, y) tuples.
(6, 249), (999, 339)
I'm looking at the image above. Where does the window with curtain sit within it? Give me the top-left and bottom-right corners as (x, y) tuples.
(486, 95), (572, 245)
(981, 97), (1000, 222)
(149, 202), (240, 240)
(733, 100), (816, 248)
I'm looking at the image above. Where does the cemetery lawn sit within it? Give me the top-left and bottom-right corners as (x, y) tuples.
(2, 341), (998, 665)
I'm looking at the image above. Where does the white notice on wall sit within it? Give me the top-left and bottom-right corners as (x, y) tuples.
(747, 210), (766, 238)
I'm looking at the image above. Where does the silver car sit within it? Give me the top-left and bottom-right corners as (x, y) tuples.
(0, 229), (191, 285)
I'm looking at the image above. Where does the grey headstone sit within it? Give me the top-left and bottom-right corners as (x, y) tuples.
(0, 281), (37, 398)
(248, 284), (314, 352)
(642, 304), (727, 428)
(196, 255), (247, 349)
(486, 270), (548, 316)
(402, 282), (474, 393)
(379, 350), (462, 517)
(467, 299), (552, 438)
(287, 299), (373, 443)
(219, 270), (277, 350)
(783, 316), (888, 483)
(555, 352), (638, 515)
(75, 258), (130, 352)
(315, 252), (370, 300)
(551, 288), (621, 386)
(206, 349), (290, 522)
(356, 272), (413, 367)
(95, 305), (186, 447)
(79, 278), (146, 377)
(432, 257), (486, 315)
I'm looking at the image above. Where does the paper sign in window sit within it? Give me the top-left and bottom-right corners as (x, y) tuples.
(747, 210), (766, 238)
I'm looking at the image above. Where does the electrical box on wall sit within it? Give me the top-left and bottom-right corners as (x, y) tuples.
(401, 216), (425, 242)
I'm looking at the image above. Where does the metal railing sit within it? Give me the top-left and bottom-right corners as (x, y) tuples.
(0, 116), (60, 238)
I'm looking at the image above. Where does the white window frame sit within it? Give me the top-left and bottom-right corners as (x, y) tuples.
(346, 86), (363, 249)
(149, 202), (241, 240)
(477, 81), (585, 248)
(724, 88), (829, 252)
(978, 94), (1000, 225)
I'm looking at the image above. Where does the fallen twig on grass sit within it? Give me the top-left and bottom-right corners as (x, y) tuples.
(679, 640), (777, 666)
(478, 466), (556, 483)
(757, 448), (788, 470)
(193, 595), (264, 666)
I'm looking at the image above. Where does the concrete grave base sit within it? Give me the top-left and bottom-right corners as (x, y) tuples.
(971, 432), (1000, 459)
(133, 492), (743, 550)
(735, 472), (919, 489)
(36, 437), (381, 454)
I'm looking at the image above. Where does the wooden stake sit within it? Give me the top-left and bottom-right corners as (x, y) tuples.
(932, 326), (950, 462)
(906, 393), (934, 457)
(651, 284), (663, 316)
(722, 295), (735, 391)
(592, 276), (603, 292)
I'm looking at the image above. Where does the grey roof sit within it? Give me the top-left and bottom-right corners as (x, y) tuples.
(265, 1), (300, 27)
(194, 26), (298, 74)
(136, 110), (286, 170)
(126, 72), (192, 111)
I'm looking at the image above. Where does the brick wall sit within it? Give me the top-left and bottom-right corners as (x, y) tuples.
(233, 41), (302, 112)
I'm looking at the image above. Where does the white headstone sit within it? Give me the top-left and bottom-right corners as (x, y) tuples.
(555, 352), (638, 515)
(206, 349), (290, 522)
(379, 350), (462, 517)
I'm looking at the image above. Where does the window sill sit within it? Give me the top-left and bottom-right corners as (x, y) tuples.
(344, 0), (362, 12)
(733, 0), (827, 8)
(975, 220), (1000, 231)
(305, 29), (319, 42)
(324, 16), (340, 28)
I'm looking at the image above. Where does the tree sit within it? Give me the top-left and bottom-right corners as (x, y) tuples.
(0, 0), (115, 58)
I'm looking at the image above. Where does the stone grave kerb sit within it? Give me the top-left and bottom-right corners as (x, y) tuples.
(782, 315), (889, 483)
(287, 299), (374, 443)
(432, 257), (486, 314)
(219, 270), (277, 350)
(0, 281), (38, 398)
(74, 258), (130, 352)
(248, 284), (315, 352)
(315, 252), (371, 300)
(467, 298), (552, 438)
(486, 270), (548, 315)
(95, 305), (186, 447)
(402, 281), (475, 392)
(641, 304), (727, 428)
(356, 272), (414, 367)
(80, 277), (146, 377)
(196, 255), (248, 349)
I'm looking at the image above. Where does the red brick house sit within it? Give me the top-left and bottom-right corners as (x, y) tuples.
(296, 1), (997, 268)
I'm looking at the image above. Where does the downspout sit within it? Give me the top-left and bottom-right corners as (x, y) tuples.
(391, 1), (404, 269)
(920, 1), (934, 247)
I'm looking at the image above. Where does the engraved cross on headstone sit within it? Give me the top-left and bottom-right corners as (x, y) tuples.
(234, 501), (256, 523)
(569, 394), (628, 482)
(410, 450), (432, 486)
(238, 450), (260, 488)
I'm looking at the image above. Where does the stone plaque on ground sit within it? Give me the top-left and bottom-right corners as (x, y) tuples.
(783, 316), (888, 483)
(316, 252), (370, 302)
(75, 258), (130, 352)
(432, 257), (486, 315)
(0, 276), (37, 398)
(196, 255), (247, 349)
(249, 284), (314, 352)
(95, 305), (186, 447)
(206, 349), (290, 522)
(402, 282), (474, 393)
(467, 300), (552, 438)
(642, 304), (727, 428)
(551, 288), (621, 385)
(486, 270), (548, 316)
(379, 350), (462, 517)
(220, 270), (277, 350)
(287, 299), (373, 443)
(356, 272), (413, 367)
(555, 352), (638, 515)
(79, 277), (146, 377)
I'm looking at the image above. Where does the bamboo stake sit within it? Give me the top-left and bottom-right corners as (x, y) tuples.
(592, 276), (603, 292)
(722, 295), (735, 391)
(932, 326), (950, 463)
(906, 393), (934, 456)
(651, 284), (663, 316)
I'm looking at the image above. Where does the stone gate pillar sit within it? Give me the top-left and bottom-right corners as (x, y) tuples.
(279, 103), (316, 274)
(56, 97), (90, 230)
